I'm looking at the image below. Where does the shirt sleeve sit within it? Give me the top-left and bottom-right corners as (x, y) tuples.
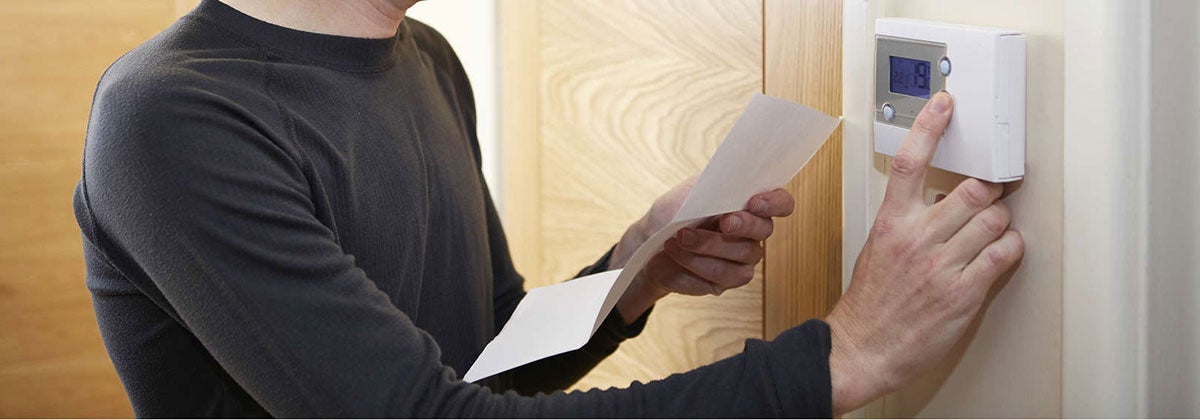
(80, 71), (832, 418)
(486, 199), (653, 394)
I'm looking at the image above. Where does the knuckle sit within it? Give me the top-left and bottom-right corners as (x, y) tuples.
(694, 231), (721, 252)
(979, 209), (1008, 237)
(891, 152), (921, 178)
(915, 223), (941, 248)
(993, 201), (1012, 221)
(984, 246), (1012, 268)
(959, 179), (996, 208)
(760, 218), (774, 239)
(945, 281), (979, 313)
(734, 267), (753, 284)
(744, 244), (765, 263)
(702, 259), (728, 279)
(736, 266), (756, 286)
(732, 242), (756, 258)
(1012, 233), (1026, 256)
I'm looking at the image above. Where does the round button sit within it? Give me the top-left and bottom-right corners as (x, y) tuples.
(939, 57), (952, 76)
(882, 103), (896, 122)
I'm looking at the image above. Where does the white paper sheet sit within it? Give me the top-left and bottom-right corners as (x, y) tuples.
(461, 94), (841, 383)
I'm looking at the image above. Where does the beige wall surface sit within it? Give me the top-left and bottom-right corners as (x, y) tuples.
(846, 0), (1065, 417)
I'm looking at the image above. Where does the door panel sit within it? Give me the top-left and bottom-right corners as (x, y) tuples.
(508, 0), (764, 390)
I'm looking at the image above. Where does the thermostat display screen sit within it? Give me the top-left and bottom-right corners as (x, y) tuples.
(889, 56), (932, 99)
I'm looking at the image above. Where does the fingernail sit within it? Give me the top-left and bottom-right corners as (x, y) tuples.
(751, 198), (769, 214)
(931, 92), (951, 115)
(723, 215), (742, 233)
(678, 229), (698, 247)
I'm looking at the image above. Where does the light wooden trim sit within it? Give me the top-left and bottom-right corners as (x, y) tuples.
(762, 0), (844, 339)
(498, 0), (542, 279)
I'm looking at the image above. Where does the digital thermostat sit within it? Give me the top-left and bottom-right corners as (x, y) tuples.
(874, 18), (1026, 183)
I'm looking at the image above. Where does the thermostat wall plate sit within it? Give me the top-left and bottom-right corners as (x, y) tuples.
(874, 18), (1026, 183)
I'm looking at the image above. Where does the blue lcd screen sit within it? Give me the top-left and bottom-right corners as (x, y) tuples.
(889, 56), (932, 99)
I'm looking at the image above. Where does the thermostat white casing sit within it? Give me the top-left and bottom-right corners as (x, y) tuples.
(874, 18), (1026, 182)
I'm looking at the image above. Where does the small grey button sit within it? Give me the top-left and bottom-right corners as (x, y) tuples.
(883, 103), (896, 121)
(939, 57), (952, 76)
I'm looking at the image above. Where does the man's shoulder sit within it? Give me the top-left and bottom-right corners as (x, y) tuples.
(97, 17), (268, 117)
(87, 18), (284, 178)
(404, 18), (467, 76)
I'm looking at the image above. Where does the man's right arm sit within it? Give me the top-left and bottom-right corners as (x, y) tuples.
(824, 92), (1025, 414)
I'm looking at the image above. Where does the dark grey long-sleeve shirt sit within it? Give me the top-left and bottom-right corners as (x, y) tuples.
(73, 0), (833, 417)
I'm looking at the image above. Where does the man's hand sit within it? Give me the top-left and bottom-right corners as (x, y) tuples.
(825, 92), (1025, 415)
(609, 178), (796, 323)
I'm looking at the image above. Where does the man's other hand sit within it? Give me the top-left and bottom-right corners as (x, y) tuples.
(610, 178), (795, 323)
(825, 92), (1025, 415)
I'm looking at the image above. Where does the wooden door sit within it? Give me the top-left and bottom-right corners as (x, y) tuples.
(500, 0), (843, 390)
(0, 2), (181, 417)
(501, 0), (764, 389)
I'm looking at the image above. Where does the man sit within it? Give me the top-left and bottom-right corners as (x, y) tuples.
(74, 0), (1024, 417)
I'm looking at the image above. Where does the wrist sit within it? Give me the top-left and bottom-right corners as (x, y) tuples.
(615, 271), (668, 324)
(826, 307), (887, 415)
(609, 214), (654, 270)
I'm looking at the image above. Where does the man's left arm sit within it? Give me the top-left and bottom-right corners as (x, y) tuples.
(607, 180), (796, 323)
(484, 186), (649, 395)
(488, 180), (795, 395)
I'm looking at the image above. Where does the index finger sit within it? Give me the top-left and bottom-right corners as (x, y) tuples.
(882, 91), (954, 211)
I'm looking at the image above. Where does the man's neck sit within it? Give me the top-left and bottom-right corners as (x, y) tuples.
(217, 0), (416, 39)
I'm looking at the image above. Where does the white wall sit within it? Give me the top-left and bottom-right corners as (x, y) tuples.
(407, 0), (502, 208)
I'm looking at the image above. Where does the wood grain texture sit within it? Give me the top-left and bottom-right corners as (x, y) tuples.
(533, 0), (764, 390)
(0, 1), (177, 417)
(762, 0), (844, 339)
